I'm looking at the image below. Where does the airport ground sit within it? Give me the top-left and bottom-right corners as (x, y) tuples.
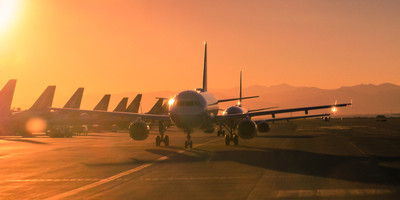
(0, 118), (399, 200)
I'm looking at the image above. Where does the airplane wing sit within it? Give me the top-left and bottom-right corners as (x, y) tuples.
(254, 113), (330, 123)
(50, 107), (170, 121)
(215, 103), (351, 121)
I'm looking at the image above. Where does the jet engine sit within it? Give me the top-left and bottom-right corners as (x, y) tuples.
(257, 121), (270, 133)
(128, 121), (149, 140)
(238, 119), (257, 139)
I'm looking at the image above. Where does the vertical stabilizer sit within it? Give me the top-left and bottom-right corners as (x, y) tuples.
(202, 41), (207, 92)
(93, 94), (111, 111)
(239, 70), (242, 107)
(29, 86), (56, 111)
(147, 98), (166, 114)
(114, 97), (128, 112)
(126, 94), (142, 113)
(63, 88), (84, 109)
(0, 79), (17, 115)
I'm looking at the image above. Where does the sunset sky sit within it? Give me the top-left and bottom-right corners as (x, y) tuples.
(0, 0), (399, 109)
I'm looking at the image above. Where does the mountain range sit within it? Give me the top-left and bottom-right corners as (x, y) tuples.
(75, 83), (400, 116)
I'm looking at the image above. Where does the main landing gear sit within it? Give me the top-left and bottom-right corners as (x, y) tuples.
(156, 121), (169, 146)
(184, 129), (193, 149)
(217, 124), (225, 137)
(222, 125), (239, 146)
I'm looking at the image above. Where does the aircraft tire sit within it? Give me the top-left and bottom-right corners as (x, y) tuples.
(233, 135), (239, 145)
(225, 135), (230, 145)
(156, 136), (161, 146)
(164, 135), (169, 146)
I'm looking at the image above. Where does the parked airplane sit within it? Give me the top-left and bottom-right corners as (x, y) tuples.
(217, 71), (331, 145)
(52, 42), (351, 148)
(0, 79), (17, 135)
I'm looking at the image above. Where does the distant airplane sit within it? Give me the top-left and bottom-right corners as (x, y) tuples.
(52, 42), (351, 148)
(217, 71), (330, 145)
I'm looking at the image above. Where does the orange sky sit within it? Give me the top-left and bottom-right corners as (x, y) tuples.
(0, 0), (399, 109)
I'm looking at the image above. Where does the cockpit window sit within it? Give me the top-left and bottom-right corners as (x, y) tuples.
(176, 101), (201, 106)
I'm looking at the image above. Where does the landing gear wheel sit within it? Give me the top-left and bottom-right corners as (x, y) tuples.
(233, 135), (239, 145)
(217, 130), (222, 136)
(156, 136), (161, 146)
(225, 135), (231, 145)
(164, 135), (169, 146)
(185, 140), (188, 149)
(189, 140), (193, 148)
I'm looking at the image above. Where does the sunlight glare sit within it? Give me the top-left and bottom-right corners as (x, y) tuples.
(0, 0), (20, 34)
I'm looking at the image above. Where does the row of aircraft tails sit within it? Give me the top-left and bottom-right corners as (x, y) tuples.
(0, 42), (351, 148)
(0, 80), (168, 137)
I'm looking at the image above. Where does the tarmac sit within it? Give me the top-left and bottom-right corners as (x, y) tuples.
(0, 118), (399, 200)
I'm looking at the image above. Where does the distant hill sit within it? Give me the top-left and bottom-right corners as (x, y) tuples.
(74, 83), (400, 116)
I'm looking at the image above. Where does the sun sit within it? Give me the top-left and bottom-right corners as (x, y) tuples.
(0, 0), (20, 34)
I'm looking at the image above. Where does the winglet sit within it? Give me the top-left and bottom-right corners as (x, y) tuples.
(29, 85), (56, 111)
(0, 79), (17, 115)
(93, 94), (111, 111)
(63, 88), (84, 109)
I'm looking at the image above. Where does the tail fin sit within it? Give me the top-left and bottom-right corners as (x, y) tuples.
(202, 41), (207, 92)
(93, 94), (111, 111)
(126, 94), (142, 113)
(147, 98), (166, 114)
(29, 86), (56, 111)
(114, 97), (128, 112)
(63, 88), (84, 109)
(0, 79), (17, 115)
(239, 70), (242, 107)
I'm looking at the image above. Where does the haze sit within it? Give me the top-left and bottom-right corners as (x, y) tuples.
(0, 0), (399, 109)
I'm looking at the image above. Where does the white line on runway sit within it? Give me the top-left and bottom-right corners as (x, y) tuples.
(274, 189), (396, 198)
(44, 138), (222, 200)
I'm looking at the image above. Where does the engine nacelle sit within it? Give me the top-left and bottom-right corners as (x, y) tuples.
(238, 119), (257, 139)
(128, 121), (149, 140)
(257, 121), (270, 133)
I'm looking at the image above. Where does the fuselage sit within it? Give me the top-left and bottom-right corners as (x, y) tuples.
(169, 90), (218, 130)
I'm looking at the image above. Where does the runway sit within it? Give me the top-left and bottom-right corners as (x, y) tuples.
(0, 118), (399, 199)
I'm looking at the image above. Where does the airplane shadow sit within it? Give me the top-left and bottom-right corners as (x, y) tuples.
(145, 147), (400, 185)
(256, 135), (316, 139)
(0, 138), (48, 144)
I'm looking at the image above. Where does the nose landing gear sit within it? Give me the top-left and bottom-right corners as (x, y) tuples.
(184, 129), (193, 149)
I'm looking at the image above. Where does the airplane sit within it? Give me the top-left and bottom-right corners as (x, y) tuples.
(0, 79), (17, 135)
(52, 42), (351, 148)
(217, 71), (332, 145)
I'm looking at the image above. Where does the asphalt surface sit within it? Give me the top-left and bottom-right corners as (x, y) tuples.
(0, 118), (399, 200)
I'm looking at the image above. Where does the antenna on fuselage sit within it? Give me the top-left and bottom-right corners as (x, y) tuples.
(202, 41), (207, 92)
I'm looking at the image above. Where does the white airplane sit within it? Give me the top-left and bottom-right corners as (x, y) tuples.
(52, 42), (351, 148)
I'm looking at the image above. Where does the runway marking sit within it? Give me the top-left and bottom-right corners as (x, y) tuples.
(44, 138), (221, 200)
(141, 176), (256, 181)
(274, 189), (396, 198)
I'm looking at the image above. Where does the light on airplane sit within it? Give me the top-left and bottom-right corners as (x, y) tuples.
(331, 106), (338, 113)
(168, 98), (175, 107)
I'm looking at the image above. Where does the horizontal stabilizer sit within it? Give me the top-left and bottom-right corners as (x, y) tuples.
(29, 86), (56, 111)
(248, 106), (278, 113)
(216, 96), (259, 104)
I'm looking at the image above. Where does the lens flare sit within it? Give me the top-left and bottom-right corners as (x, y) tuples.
(25, 117), (47, 133)
(331, 106), (338, 113)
